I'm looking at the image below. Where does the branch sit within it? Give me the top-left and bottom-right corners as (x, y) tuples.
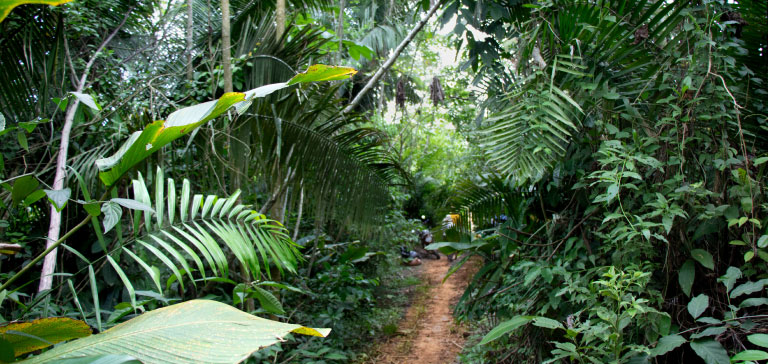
(342, 0), (444, 114)
(38, 8), (134, 293)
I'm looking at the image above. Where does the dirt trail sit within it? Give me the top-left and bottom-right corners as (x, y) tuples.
(369, 257), (477, 364)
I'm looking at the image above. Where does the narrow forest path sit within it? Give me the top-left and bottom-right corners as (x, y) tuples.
(369, 256), (477, 364)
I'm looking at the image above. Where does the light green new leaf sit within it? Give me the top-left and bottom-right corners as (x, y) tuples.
(731, 350), (768, 362)
(717, 266), (741, 293)
(479, 316), (533, 345)
(95, 65), (356, 186)
(689, 340), (729, 364)
(688, 294), (709, 319)
(0, 0), (71, 22)
(0, 317), (91, 356)
(20, 300), (330, 364)
(748, 334), (768, 348)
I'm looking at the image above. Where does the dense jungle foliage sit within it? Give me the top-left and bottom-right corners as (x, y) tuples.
(0, 0), (766, 363)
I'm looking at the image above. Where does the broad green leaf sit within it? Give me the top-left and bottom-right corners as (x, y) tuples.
(0, 317), (90, 356)
(731, 350), (768, 361)
(20, 300), (330, 364)
(691, 249), (714, 270)
(101, 201), (122, 234)
(650, 334), (686, 357)
(688, 294), (709, 319)
(70, 92), (100, 111)
(11, 175), (39, 206)
(740, 298), (768, 309)
(754, 157), (768, 166)
(45, 188), (71, 212)
(51, 355), (141, 364)
(689, 340), (729, 364)
(95, 65), (355, 187)
(251, 286), (285, 315)
(0, 338), (13, 363)
(479, 316), (533, 345)
(0, 0), (71, 23)
(678, 259), (695, 297)
(748, 334), (768, 348)
(730, 280), (768, 299)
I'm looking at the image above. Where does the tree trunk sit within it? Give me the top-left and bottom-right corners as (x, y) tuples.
(342, 0), (444, 114)
(275, 0), (286, 40)
(186, 0), (194, 81)
(39, 9), (134, 293)
(292, 184), (304, 241)
(336, 0), (345, 65)
(221, 0), (233, 93)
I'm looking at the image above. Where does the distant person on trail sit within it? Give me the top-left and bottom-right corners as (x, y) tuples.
(418, 229), (440, 259)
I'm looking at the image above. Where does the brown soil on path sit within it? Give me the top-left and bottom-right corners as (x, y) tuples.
(367, 256), (478, 364)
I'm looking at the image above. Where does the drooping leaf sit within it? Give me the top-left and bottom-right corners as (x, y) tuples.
(0, 317), (90, 356)
(479, 316), (533, 345)
(651, 334), (687, 357)
(687, 294), (709, 319)
(689, 340), (729, 364)
(95, 65), (356, 187)
(0, 0), (72, 23)
(44, 188), (71, 212)
(678, 259), (695, 297)
(730, 280), (768, 299)
(717, 266), (741, 293)
(285, 64), (357, 85)
(690, 249), (714, 270)
(20, 300), (330, 364)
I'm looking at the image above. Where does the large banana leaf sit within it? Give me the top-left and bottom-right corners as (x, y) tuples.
(21, 300), (330, 364)
(94, 65), (356, 187)
(0, 317), (91, 357)
(0, 0), (71, 22)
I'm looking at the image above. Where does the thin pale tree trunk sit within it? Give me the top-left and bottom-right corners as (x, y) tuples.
(186, 0), (194, 80)
(342, 0), (444, 114)
(292, 184), (304, 241)
(39, 9), (134, 293)
(275, 0), (286, 40)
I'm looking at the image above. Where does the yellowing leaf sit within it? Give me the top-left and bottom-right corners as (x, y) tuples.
(0, 0), (72, 23)
(286, 64), (357, 85)
(0, 317), (91, 356)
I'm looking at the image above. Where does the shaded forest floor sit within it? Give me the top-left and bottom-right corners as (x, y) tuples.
(364, 256), (478, 364)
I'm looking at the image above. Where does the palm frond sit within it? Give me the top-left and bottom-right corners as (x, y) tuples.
(113, 167), (299, 298)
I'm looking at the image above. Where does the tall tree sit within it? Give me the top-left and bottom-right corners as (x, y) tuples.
(221, 0), (232, 93)
(276, 0), (286, 40)
(186, 0), (194, 80)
